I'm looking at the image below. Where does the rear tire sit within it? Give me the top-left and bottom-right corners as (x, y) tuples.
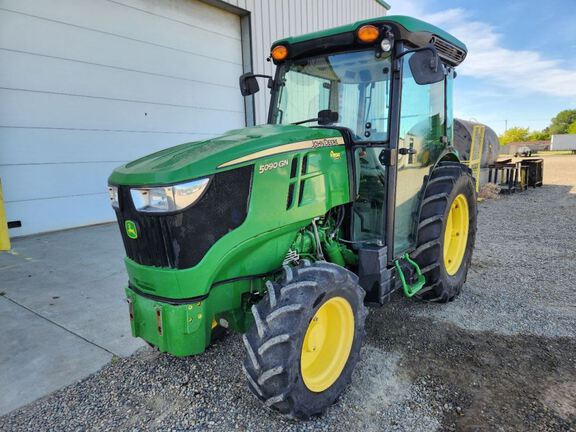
(242, 261), (367, 419)
(412, 162), (477, 302)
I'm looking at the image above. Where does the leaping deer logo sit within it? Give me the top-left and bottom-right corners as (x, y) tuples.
(125, 220), (138, 239)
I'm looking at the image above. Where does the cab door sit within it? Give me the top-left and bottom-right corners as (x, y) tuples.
(393, 53), (446, 257)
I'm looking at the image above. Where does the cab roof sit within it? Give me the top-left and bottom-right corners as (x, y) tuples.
(273, 15), (467, 66)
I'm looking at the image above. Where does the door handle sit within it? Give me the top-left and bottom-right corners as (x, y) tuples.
(398, 148), (417, 155)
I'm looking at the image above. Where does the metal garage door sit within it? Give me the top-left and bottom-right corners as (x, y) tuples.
(0, 0), (245, 236)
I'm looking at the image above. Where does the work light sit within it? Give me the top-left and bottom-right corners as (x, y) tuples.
(129, 178), (210, 213)
(380, 38), (392, 52)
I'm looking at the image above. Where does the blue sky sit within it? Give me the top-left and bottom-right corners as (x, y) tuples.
(389, 0), (576, 134)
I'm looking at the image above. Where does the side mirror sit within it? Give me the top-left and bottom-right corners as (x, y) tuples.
(408, 47), (445, 85)
(239, 73), (260, 96)
(318, 109), (339, 125)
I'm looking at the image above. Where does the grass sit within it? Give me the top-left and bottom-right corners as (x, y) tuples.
(535, 150), (576, 156)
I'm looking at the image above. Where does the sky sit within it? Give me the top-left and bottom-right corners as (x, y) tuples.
(388, 0), (576, 134)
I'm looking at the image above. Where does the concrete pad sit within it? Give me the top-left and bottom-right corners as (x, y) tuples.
(0, 296), (112, 415)
(0, 223), (144, 357)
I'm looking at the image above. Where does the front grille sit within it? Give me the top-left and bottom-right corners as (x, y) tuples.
(431, 37), (466, 65)
(115, 166), (253, 269)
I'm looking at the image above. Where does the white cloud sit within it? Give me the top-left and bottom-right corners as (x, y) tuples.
(389, 2), (576, 97)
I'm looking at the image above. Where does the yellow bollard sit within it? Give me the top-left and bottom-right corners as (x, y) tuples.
(463, 125), (485, 193)
(0, 179), (10, 251)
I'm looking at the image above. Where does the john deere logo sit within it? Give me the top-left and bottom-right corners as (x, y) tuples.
(330, 150), (342, 160)
(125, 220), (138, 239)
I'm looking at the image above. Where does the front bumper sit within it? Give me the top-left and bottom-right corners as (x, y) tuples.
(125, 285), (210, 356)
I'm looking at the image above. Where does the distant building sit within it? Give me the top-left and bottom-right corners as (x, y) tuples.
(500, 141), (550, 155)
(551, 134), (576, 152)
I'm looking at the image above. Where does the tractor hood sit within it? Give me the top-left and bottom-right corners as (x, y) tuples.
(109, 124), (343, 186)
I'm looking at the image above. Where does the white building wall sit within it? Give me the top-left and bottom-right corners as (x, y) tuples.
(0, 0), (388, 237)
(0, 0), (247, 236)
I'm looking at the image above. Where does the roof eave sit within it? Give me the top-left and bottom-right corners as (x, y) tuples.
(374, 0), (391, 10)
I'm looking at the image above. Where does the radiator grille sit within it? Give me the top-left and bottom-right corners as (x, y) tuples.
(114, 166), (252, 269)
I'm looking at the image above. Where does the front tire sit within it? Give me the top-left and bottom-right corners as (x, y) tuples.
(412, 162), (477, 302)
(242, 261), (367, 419)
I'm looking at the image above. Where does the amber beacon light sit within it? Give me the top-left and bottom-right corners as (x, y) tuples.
(271, 45), (288, 61)
(357, 25), (379, 43)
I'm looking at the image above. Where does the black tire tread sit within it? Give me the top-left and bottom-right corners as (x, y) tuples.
(242, 262), (367, 419)
(412, 161), (477, 302)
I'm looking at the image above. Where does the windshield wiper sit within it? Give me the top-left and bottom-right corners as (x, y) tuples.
(291, 110), (339, 126)
(292, 117), (319, 125)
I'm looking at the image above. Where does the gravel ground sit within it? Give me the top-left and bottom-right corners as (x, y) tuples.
(2, 155), (575, 431)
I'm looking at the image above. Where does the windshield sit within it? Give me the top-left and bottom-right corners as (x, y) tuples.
(270, 50), (392, 142)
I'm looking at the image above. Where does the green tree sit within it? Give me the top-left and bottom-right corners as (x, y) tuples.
(527, 128), (550, 141)
(548, 109), (576, 135)
(568, 120), (576, 135)
(499, 127), (529, 145)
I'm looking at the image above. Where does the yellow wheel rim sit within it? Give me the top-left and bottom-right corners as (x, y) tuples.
(300, 296), (354, 392)
(443, 194), (470, 276)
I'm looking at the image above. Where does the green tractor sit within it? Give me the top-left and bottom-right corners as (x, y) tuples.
(108, 16), (476, 419)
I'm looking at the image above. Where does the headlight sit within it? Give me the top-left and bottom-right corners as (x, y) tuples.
(108, 185), (119, 208)
(130, 178), (210, 213)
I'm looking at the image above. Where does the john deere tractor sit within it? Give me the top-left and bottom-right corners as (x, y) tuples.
(108, 16), (476, 419)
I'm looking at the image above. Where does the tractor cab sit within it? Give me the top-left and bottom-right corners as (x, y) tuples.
(240, 16), (467, 296)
